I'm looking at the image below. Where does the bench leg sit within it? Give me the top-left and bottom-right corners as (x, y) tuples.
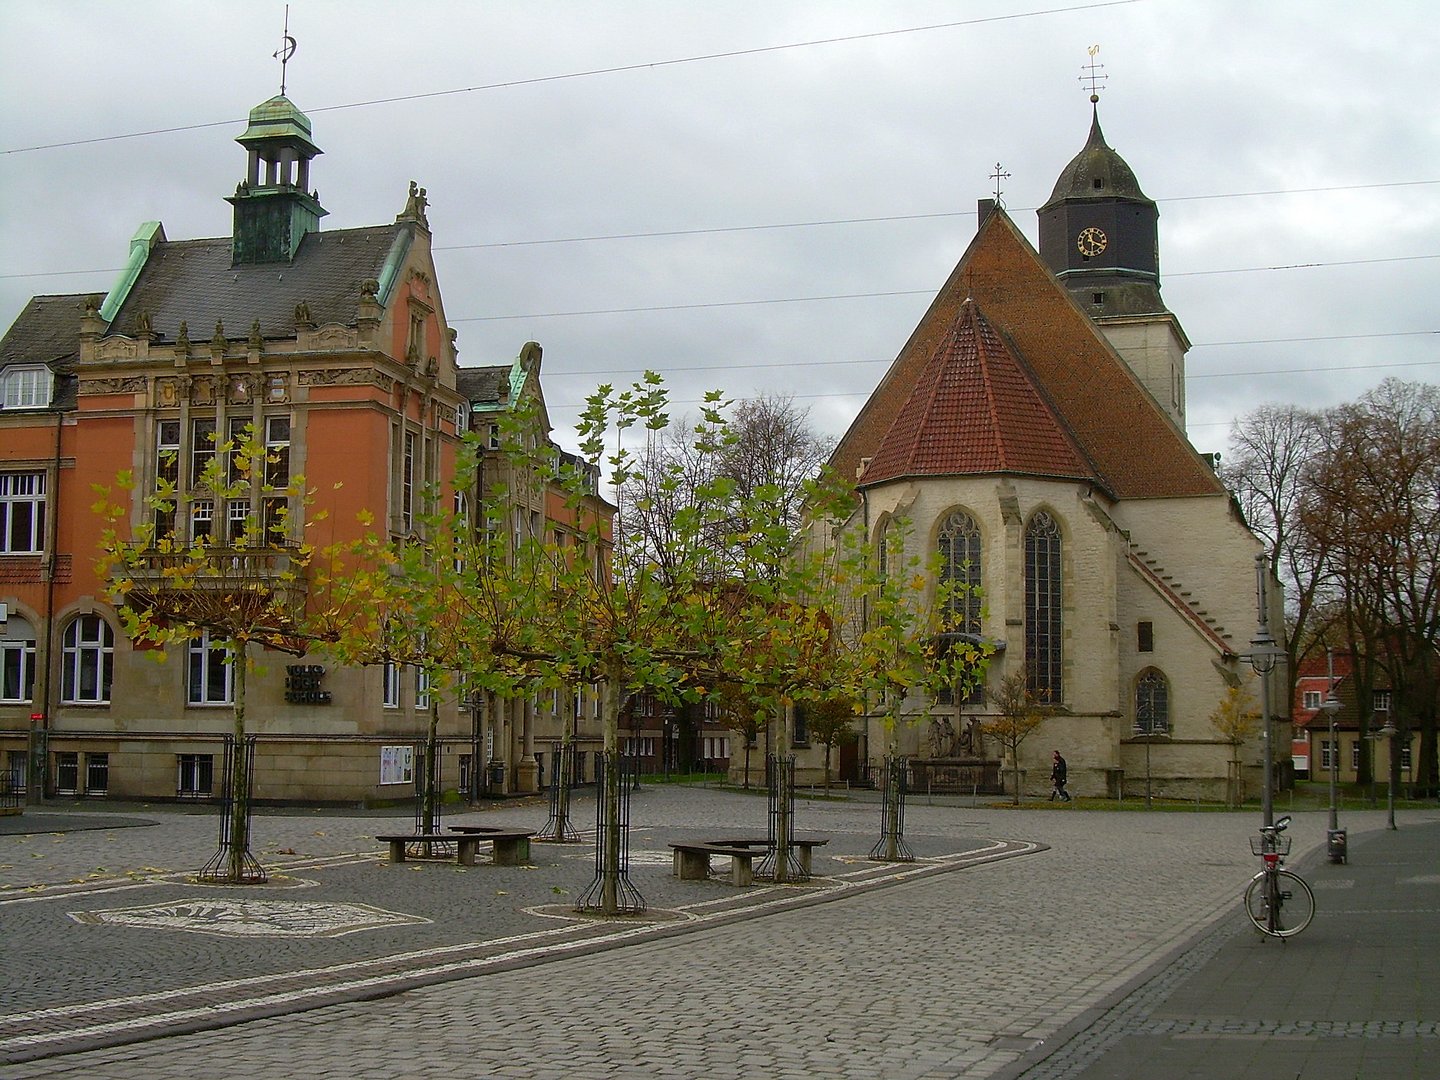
(674, 849), (711, 880)
(456, 839), (478, 866)
(493, 837), (531, 865)
(796, 845), (813, 875)
(730, 855), (754, 887)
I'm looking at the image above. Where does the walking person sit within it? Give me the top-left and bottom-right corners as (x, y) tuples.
(1050, 750), (1071, 802)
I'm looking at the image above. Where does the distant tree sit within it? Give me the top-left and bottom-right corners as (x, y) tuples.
(804, 698), (860, 790)
(1209, 684), (1261, 808)
(982, 667), (1051, 805)
(1300, 380), (1440, 796)
(1222, 403), (1332, 704)
(714, 684), (768, 789)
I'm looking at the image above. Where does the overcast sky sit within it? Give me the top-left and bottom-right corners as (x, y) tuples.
(2, 1), (1436, 462)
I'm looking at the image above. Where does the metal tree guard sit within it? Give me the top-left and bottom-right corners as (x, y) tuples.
(869, 753), (915, 862)
(408, 741), (453, 859)
(536, 742), (581, 842)
(756, 753), (807, 882)
(198, 735), (266, 883)
(576, 754), (645, 914)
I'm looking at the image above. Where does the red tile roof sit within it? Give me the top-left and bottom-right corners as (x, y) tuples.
(831, 209), (1224, 500)
(859, 299), (1097, 486)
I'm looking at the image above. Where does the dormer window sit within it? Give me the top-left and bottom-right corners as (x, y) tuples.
(1092, 177), (1104, 190)
(1, 365), (53, 409)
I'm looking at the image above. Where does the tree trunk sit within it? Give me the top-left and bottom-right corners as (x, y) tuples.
(774, 702), (794, 883)
(883, 733), (902, 861)
(422, 695), (440, 836)
(1011, 741), (1021, 806)
(599, 679), (623, 914)
(227, 639), (249, 883)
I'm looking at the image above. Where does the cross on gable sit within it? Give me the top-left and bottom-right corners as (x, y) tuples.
(989, 162), (1012, 205)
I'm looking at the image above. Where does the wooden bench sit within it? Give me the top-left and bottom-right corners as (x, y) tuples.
(376, 832), (482, 866)
(711, 837), (830, 875)
(447, 825), (534, 866)
(669, 842), (758, 887)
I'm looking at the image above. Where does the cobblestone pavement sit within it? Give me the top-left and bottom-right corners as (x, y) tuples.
(3, 787), (1435, 1078)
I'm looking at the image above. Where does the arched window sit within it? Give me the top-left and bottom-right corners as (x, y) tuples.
(937, 510), (981, 634)
(1135, 669), (1170, 735)
(62, 614), (113, 704)
(1025, 511), (1063, 703)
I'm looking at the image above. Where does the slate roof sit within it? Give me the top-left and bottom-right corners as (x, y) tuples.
(830, 209), (1224, 500)
(1040, 107), (1153, 210)
(455, 364), (513, 407)
(0, 293), (89, 367)
(859, 299), (1097, 488)
(105, 224), (408, 342)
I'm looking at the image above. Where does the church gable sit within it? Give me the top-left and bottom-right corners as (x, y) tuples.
(858, 298), (1098, 488)
(832, 209), (1223, 501)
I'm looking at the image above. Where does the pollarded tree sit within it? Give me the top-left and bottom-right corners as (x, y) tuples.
(96, 426), (316, 883)
(539, 375), (747, 912)
(829, 512), (989, 858)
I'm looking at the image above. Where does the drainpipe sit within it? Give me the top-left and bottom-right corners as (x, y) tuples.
(31, 407), (64, 804)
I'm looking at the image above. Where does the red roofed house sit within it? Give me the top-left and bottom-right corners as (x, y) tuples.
(801, 104), (1280, 800)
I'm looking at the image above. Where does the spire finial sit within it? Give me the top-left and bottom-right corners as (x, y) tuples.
(273, 5), (297, 96)
(1081, 44), (1106, 104)
(989, 162), (1011, 207)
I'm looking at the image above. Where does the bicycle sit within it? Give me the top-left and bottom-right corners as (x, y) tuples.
(1244, 815), (1315, 938)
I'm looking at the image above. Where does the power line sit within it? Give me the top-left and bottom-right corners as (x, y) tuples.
(543, 351), (1440, 417)
(2, 1), (1139, 156)
(432, 183), (1440, 253)
(539, 353), (1440, 386)
(4, 206), (1434, 284)
(448, 288), (1440, 326)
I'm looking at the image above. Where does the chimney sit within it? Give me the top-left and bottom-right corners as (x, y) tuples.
(976, 199), (996, 229)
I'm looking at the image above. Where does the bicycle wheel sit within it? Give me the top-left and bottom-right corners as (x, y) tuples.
(1245, 869), (1315, 937)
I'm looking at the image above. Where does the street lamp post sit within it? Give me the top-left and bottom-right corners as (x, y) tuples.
(1318, 650), (1343, 861)
(1245, 552), (1285, 829)
(1375, 716), (1399, 831)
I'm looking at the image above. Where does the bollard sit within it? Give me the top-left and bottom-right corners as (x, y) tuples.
(1327, 828), (1347, 864)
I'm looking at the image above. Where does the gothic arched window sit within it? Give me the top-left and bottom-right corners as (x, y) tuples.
(1135, 669), (1170, 735)
(937, 510), (982, 634)
(1025, 511), (1063, 703)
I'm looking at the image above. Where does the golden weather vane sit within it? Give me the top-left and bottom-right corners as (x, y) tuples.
(1080, 44), (1107, 103)
(274, 4), (297, 96)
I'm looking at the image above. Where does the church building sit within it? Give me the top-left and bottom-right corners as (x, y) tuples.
(818, 103), (1279, 800)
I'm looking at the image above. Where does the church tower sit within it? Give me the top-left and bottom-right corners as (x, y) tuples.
(1038, 97), (1190, 429)
(226, 94), (328, 265)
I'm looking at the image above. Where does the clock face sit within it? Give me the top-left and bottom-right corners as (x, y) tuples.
(1076, 226), (1108, 257)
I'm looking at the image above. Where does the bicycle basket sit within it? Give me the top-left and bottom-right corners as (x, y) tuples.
(1250, 833), (1293, 856)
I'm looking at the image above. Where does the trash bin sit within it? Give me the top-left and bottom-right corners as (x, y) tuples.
(1327, 828), (1347, 864)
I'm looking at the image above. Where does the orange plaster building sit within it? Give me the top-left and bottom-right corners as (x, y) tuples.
(0, 94), (478, 805)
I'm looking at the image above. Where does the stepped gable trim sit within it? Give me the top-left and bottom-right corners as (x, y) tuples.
(858, 298), (1100, 488)
(831, 209), (1224, 500)
(1126, 549), (1234, 657)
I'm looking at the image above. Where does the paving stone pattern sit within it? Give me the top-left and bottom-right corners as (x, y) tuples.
(3, 788), (1436, 1078)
